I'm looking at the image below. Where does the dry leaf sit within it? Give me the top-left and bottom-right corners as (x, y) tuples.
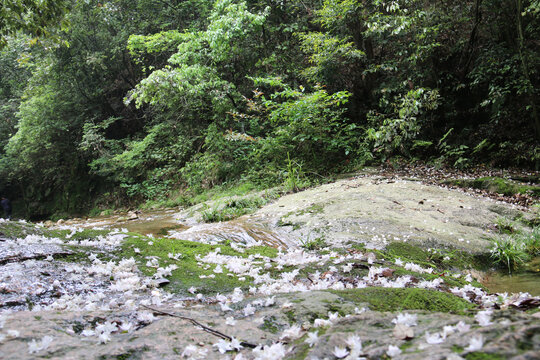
(382, 268), (395, 277)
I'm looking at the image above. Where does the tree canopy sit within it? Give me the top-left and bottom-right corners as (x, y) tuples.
(0, 0), (538, 218)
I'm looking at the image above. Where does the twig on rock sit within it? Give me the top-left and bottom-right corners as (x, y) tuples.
(141, 304), (258, 348)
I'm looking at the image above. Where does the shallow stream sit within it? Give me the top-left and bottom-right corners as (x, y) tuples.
(482, 257), (540, 296)
(61, 209), (185, 237)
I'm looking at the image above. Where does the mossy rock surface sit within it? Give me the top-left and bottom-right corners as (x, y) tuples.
(119, 235), (278, 295)
(444, 177), (540, 197)
(332, 288), (475, 314)
(383, 241), (492, 271)
(0, 221), (46, 239)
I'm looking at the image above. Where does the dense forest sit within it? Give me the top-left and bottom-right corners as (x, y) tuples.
(0, 0), (539, 219)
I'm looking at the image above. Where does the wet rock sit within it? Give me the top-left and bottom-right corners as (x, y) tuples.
(169, 220), (291, 247)
(0, 243), (72, 265)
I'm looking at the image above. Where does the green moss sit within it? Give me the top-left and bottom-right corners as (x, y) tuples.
(118, 235), (277, 295)
(444, 177), (540, 198)
(295, 203), (325, 216)
(98, 346), (150, 360)
(0, 221), (46, 239)
(382, 242), (489, 271)
(332, 288), (475, 314)
(400, 342), (414, 351)
(286, 340), (311, 360)
(465, 352), (505, 360)
(284, 310), (296, 324)
(260, 315), (281, 334)
(325, 303), (347, 317)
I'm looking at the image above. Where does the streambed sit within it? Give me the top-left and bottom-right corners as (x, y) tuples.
(2, 175), (539, 359)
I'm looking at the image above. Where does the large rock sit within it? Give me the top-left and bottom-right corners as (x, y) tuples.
(1, 291), (539, 359)
(244, 177), (527, 252)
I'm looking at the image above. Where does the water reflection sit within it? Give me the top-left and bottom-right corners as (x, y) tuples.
(482, 257), (540, 296)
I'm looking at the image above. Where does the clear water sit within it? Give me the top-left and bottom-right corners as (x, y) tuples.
(482, 257), (540, 296)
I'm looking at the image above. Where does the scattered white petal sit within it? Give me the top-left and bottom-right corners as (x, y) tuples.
(252, 342), (289, 360)
(332, 346), (349, 358)
(456, 321), (471, 333)
(214, 338), (233, 354)
(386, 345), (402, 357)
(243, 304), (256, 316)
(313, 318), (332, 327)
(137, 311), (156, 323)
(7, 329), (19, 338)
(230, 337), (243, 350)
(181, 344), (198, 358)
(81, 329), (95, 337)
(465, 335), (484, 352)
(28, 335), (54, 354)
(475, 310), (493, 327)
(305, 331), (319, 347)
(98, 332), (111, 344)
(392, 313), (417, 327)
(226, 316), (237, 326)
(425, 332), (445, 344)
(345, 334), (362, 351)
(280, 325), (302, 340)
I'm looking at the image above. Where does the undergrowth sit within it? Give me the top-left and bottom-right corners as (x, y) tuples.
(201, 196), (268, 223)
(487, 213), (540, 273)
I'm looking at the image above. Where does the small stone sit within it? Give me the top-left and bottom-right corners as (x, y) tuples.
(155, 278), (170, 287)
(382, 268), (395, 277)
(393, 324), (414, 340)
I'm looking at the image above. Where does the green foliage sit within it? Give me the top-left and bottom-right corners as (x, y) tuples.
(367, 88), (440, 157)
(0, 0), (70, 47)
(0, 0), (539, 218)
(521, 227), (540, 255)
(465, 352), (505, 360)
(250, 78), (356, 170)
(300, 236), (327, 251)
(283, 153), (305, 193)
(490, 235), (529, 273)
(126, 0), (267, 114)
(201, 196), (267, 222)
(489, 224), (540, 273)
(444, 177), (540, 197)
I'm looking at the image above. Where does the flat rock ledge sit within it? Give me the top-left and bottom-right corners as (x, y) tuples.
(1, 291), (540, 359)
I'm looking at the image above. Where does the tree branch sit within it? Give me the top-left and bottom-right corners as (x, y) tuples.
(140, 304), (258, 348)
